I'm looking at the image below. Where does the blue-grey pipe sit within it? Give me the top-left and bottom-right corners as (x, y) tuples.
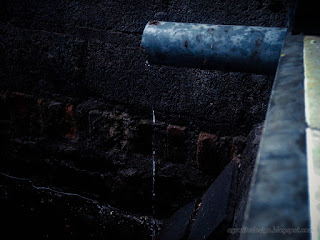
(141, 21), (287, 74)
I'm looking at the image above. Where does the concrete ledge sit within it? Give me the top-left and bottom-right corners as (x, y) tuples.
(241, 34), (310, 240)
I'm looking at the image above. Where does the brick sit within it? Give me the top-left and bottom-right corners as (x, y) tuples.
(64, 104), (76, 139)
(196, 132), (217, 170)
(166, 125), (186, 163)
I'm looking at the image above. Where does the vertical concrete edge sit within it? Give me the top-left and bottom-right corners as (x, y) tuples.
(241, 33), (310, 240)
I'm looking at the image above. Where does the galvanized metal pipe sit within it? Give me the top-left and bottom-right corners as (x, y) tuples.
(141, 21), (287, 74)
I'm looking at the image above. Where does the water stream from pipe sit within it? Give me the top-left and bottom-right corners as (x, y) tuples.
(146, 60), (157, 239)
(152, 107), (156, 215)
(151, 107), (156, 240)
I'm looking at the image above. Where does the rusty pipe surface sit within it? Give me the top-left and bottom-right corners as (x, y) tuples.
(141, 21), (287, 74)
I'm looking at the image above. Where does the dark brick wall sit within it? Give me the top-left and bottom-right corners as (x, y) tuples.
(0, 0), (291, 239)
(0, 0), (290, 135)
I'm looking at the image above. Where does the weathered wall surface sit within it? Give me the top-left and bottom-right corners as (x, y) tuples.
(1, 0), (290, 135)
(0, 0), (290, 239)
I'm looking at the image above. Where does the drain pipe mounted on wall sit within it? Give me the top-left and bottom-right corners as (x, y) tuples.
(141, 21), (287, 74)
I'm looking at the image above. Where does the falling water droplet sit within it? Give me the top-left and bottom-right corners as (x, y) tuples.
(145, 60), (151, 68)
(151, 108), (156, 239)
